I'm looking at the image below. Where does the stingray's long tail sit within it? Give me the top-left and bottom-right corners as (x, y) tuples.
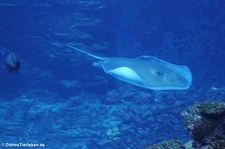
(65, 44), (105, 60)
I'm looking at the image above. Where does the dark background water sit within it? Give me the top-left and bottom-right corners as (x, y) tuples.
(0, 0), (225, 148)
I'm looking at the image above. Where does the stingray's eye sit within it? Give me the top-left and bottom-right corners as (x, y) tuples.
(155, 71), (165, 77)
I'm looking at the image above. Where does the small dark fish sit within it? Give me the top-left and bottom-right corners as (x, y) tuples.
(5, 53), (20, 73)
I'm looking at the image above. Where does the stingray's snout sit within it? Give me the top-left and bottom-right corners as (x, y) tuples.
(5, 53), (20, 73)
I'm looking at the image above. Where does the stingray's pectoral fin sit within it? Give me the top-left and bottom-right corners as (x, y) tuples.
(92, 62), (145, 87)
(104, 66), (146, 88)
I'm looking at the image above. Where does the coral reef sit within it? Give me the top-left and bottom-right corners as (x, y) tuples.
(197, 101), (225, 118)
(146, 100), (225, 149)
(181, 100), (225, 148)
(106, 127), (121, 141)
(145, 139), (185, 149)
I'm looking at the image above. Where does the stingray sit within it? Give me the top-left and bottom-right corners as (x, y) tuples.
(66, 44), (192, 90)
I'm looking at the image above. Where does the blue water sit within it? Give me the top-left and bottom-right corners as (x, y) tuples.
(0, 0), (225, 148)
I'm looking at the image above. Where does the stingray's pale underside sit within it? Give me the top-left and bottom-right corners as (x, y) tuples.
(66, 44), (192, 90)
